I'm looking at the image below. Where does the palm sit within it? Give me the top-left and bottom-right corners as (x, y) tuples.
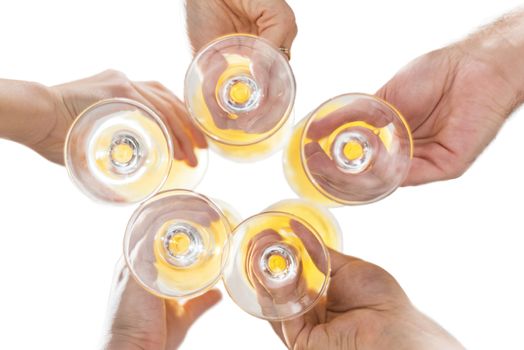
(377, 47), (516, 185)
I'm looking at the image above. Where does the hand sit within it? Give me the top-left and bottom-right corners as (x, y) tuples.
(102, 259), (221, 350)
(376, 10), (524, 185)
(49, 69), (206, 166)
(269, 249), (465, 350)
(185, 0), (297, 55)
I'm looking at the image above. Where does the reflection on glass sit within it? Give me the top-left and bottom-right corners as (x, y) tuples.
(124, 190), (239, 299)
(65, 98), (207, 204)
(223, 199), (342, 320)
(185, 34), (296, 161)
(284, 93), (413, 206)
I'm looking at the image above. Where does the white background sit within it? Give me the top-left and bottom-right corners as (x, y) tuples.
(1, 1), (523, 349)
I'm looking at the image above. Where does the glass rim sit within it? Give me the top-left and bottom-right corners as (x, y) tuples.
(299, 92), (414, 206)
(123, 189), (233, 300)
(223, 210), (331, 321)
(64, 97), (175, 205)
(267, 198), (345, 252)
(184, 33), (296, 147)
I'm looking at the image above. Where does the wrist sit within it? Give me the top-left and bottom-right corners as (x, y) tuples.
(0, 80), (58, 144)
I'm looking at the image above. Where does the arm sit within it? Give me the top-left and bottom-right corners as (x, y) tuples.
(463, 8), (524, 104)
(0, 70), (206, 165)
(377, 8), (524, 186)
(0, 79), (66, 164)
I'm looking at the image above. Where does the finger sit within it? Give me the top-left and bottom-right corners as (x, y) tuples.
(105, 261), (165, 350)
(282, 30), (297, 52)
(143, 82), (208, 149)
(140, 84), (198, 166)
(374, 56), (445, 132)
(402, 142), (455, 186)
(289, 219), (328, 274)
(248, 229), (303, 318)
(256, 4), (298, 51)
(275, 23), (298, 60)
(183, 289), (222, 324)
(306, 97), (392, 141)
(268, 321), (286, 345)
(403, 157), (442, 186)
(327, 248), (360, 275)
(246, 56), (293, 133)
(286, 220), (359, 275)
(304, 141), (393, 201)
(126, 86), (186, 161)
(280, 315), (312, 349)
(133, 83), (198, 166)
(172, 97), (208, 149)
(259, 24), (292, 51)
(199, 48), (232, 130)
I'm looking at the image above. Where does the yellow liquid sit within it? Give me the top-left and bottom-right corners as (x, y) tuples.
(236, 200), (342, 297)
(239, 212), (332, 298)
(284, 116), (396, 206)
(284, 118), (336, 205)
(89, 110), (205, 202)
(188, 53), (292, 161)
(162, 149), (207, 191)
(152, 210), (231, 298)
(265, 199), (343, 251)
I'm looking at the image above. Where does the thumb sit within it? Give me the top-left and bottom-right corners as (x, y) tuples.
(329, 248), (360, 274)
(255, 3), (298, 51)
(184, 289), (222, 324)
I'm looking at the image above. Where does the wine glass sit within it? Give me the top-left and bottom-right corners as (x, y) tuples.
(64, 98), (207, 204)
(283, 93), (413, 206)
(124, 189), (239, 299)
(185, 34), (296, 161)
(223, 198), (342, 320)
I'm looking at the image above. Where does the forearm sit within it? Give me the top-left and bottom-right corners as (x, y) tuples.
(0, 79), (57, 146)
(461, 8), (524, 105)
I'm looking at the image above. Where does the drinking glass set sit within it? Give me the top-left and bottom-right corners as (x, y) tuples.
(65, 34), (413, 321)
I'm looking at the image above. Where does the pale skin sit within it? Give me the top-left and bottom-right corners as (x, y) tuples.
(375, 8), (524, 185)
(246, 220), (465, 350)
(183, 1), (524, 187)
(100, 232), (464, 350)
(184, 0), (297, 134)
(1, 3), (524, 350)
(268, 248), (465, 350)
(185, 0), (297, 55)
(101, 259), (221, 350)
(0, 70), (206, 166)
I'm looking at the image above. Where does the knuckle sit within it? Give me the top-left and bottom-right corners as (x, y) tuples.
(444, 158), (471, 180)
(103, 69), (126, 80)
(112, 81), (134, 97)
(446, 165), (467, 180)
(147, 80), (165, 89)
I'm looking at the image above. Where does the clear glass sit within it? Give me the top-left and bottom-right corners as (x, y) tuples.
(64, 98), (207, 204)
(124, 190), (240, 300)
(284, 93), (413, 206)
(185, 34), (296, 161)
(223, 199), (342, 321)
